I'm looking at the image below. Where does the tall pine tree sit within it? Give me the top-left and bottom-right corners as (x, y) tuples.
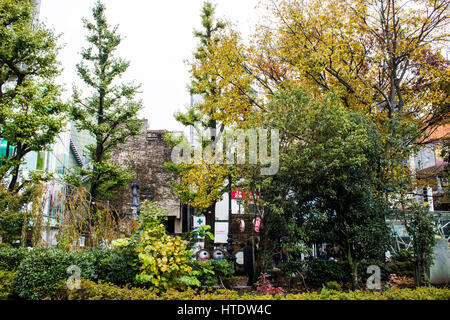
(70, 1), (142, 201)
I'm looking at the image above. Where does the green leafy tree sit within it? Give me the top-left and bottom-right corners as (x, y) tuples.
(403, 202), (437, 287)
(69, 1), (142, 201)
(246, 88), (391, 288)
(0, 0), (67, 192)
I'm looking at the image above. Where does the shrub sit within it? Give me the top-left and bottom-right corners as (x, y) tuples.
(50, 279), (450, 300)
(284, 287), (450, 300)
(70, 249), (138, 286)
(388, 249), (414, 277)
(51, 279), (159, 300)
(254, 273), (285, 296)
(325, 281), (342, 291)
(305, 259), (351, 285)
(0, 270), (17, 300)
(0, 246), (28, 271)
(279, 259), (307, 277)
(15, 248), (74, 300)
(112, 202), (196, 291)
(393, 249), (413, 263)
(14, 247), (139, 299)
(388, 261), (414, 277)
(95, 248), (138, 286)
(190, 259), (235, 287)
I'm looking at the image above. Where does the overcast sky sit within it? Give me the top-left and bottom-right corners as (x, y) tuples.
(39, 0), (261, 133)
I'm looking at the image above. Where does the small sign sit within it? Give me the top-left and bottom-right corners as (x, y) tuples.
(193, 216), (206, 228)
(214, 221), (229, 244)
(193, 215), (206, 239)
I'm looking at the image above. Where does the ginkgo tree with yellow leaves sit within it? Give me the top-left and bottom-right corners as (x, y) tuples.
(166, 1), (255, 249)
(191, 0), (448, 193)
(164, 0), (448, 285)
(266, 0), (449, 190)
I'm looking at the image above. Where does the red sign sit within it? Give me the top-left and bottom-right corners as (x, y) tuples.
(231, 190), (244, 199)
(231, 190), (260, 201)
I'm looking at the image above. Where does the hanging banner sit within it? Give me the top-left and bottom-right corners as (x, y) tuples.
(254, 217), (261, 232)
(239, 220), (245, 233)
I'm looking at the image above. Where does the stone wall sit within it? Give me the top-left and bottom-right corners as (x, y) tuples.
(110, 120), (182, 233)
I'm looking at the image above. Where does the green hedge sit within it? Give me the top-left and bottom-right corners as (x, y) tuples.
(15, 248), (74, 299)
(14, 247), (138, 300)
(304, 259), (352, 284)
(281, 259), (390, 285)
(51, 279), (159, 300)
(51, 279), (450, 300)
(284, 287), (450, 300)
(0, 270), (17, 300)
(190, 259), (235, 286)
(0, 246), (28, 271)
(388, 261), (414, 277)
(71, 249), (138, 286)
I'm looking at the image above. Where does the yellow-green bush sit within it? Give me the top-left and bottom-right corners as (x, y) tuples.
(50, 279), (160, 300)
(52, 279), (450, 300)
(0, 270), (17, 300)
(284, 287), (450, 300)
(112, 202), (197, 291)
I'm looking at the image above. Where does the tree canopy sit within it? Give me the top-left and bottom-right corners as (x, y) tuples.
(0, 0), (67, 193)
(69, 0), (143, 201)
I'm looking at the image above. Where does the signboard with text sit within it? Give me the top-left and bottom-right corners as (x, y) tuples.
(231, 190), (260, 201)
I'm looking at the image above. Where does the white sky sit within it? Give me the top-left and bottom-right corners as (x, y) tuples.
(39, 0), (261, 133)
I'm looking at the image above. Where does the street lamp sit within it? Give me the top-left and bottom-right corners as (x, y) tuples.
(131, 182), (140, 218)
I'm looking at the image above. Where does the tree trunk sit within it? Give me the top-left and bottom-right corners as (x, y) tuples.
(204, 205), (215, 250)
(351, 262), (359, 290)
(7, 143), (24, 192)
(346, 246), (359, 290)
(203, 118), (217, 250)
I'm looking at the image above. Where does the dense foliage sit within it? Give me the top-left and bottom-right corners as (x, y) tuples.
(0, 270), (17, 300)
(190, 259), (235, 287)
(112, 202), (198, 291)
(403, 203), (438, 286)
(13, 247), (138, 300)
(51, 278), (450, 300)
(0, 0), (67, 193)
(67, 0), (142, 200)
(0, 246), (28, 271)
(244, 89), (392, 286)
(15, 247), (74, 299)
